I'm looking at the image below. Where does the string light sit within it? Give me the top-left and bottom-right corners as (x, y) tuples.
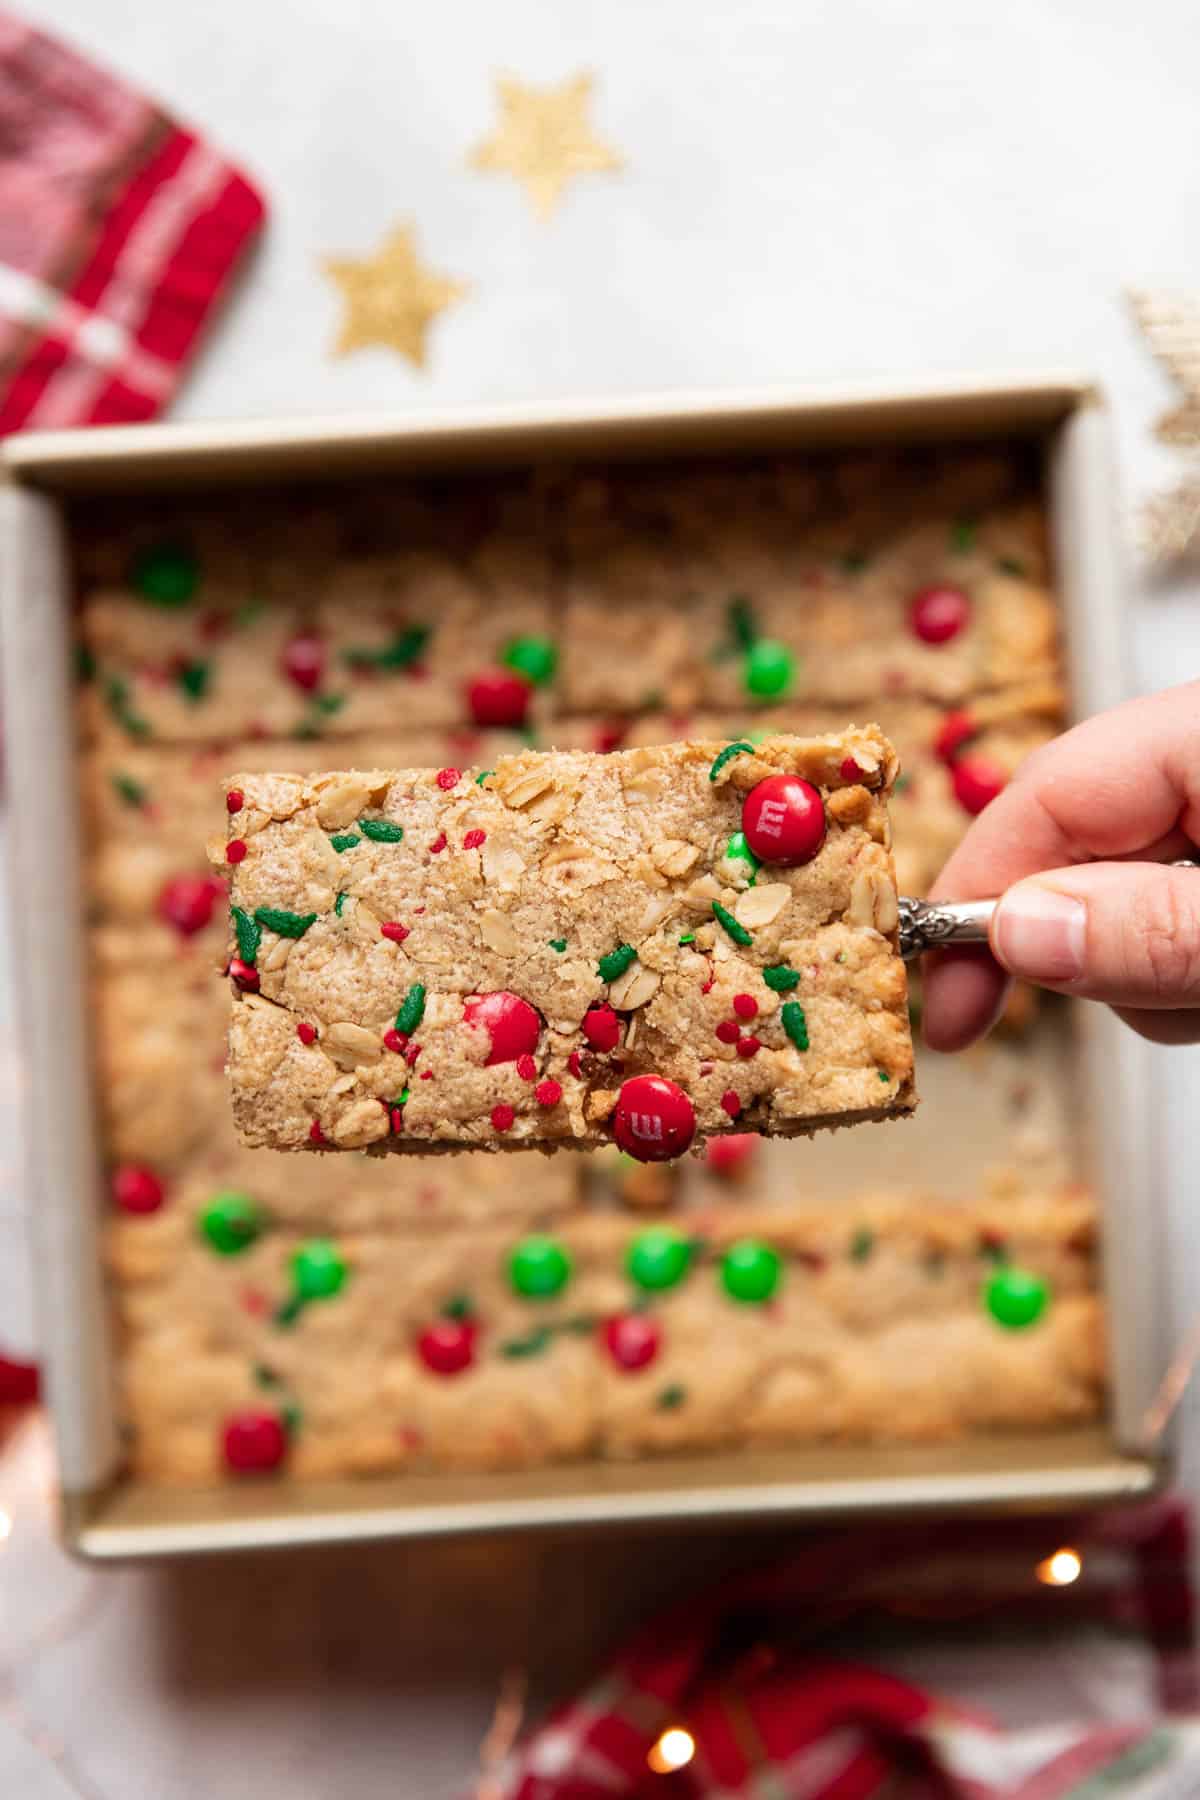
(647, 1726), (695, 1774)
(1036, 1547), (1082, 1587)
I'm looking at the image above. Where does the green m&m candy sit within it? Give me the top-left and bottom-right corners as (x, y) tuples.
(509, 1235), (572, 1299)
(722, 831), (760, 884)
(292, 1238), (348, 1300)
(627, 1227), (692, 1293)
(131, 541), (199, 607)
(503, 636), (557, 687)
(984, 1266), (1049, 1330)
(721, 1239), (781, 1304)
(199, 1191), (262, 1256)
(743, 639), (795, 699)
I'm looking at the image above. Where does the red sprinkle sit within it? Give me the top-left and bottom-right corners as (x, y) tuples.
(222, 1411), (287, 1474)
(567, 1050), (583, 1078)
(952, 754), (1007, 816)
(700, 976), (716, 995)
(296, 1022), (317, 1045)
(429, 832), (448, 854)
(933, 709), (977, 763)
(226, 788), (244, 814)
(732, 993), (758, 1020)
(112, 1163), (165, 1215)
(491, 1104), (515, 1133)
(516, 1054), (537, 1081)
(715, 1020), (741, 1045)
(840, 758), (865, 782)
(593, 721), (627, 754)
(736, 1035), (762, 1059)
(909, 584), (971, 645)
(535, 1079), (562, 1107)
(435, 767), (461, 790)
(309, 1119), (326, 1145)
(707, 1133), (758, 1174)
(229, 958), (259, 991)
(226, 839), (247, 864)
(463, 829), (487, 850)
(390, 1107), (405, 1133)
(280, 633), (326, 692)
(582, 1003), (621, 1053)
(404, 1043), (422, 1067)
(239, 1287), (269, 1317)
(720, 1089), (742, 1119)
(420, 1069), (434, 1080)
(384, 1028), (408, 1054)
(380, 921), (410, 943)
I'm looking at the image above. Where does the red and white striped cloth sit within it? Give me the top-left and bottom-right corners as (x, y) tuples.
(0, 10), (264, 434)
(477, 1505), (1199, 1798)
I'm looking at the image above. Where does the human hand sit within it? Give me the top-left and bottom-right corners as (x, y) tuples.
(921, 680), (1200, 1051)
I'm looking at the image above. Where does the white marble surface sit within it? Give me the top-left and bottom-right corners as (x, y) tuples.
(2, 1), (1199, 1790)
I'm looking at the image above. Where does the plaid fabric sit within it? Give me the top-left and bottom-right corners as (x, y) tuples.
(479, 1504), (1198, 1799)
(0, 11), (264, 434)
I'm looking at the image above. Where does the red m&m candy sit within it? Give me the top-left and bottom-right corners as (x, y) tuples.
(466, 667), (531, 729)
(933, 709), (977, 763)
(157, 872), (222, 938)
(612, 1075), (695, 1162)
(222, 1410), (287, 1474)
(952, 754), (1007, 816)
(909, 585), (971, 645)
(463, 991), (541, 1065)
(741, 774), (826, 865)
(113, 1163), (165, 1214)
(416, 1320), (477, 1376)
(603, 1313), (662, 1372)
(280, 633), (325, 692)
(706, 1133), (758, 1176)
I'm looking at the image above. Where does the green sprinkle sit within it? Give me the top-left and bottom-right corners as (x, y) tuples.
(441, 1293), (474, 1321)
(499, 1326), (553, 1359)
(747, 728), (770, 746)
(343, 625), (429, 671)
(877, 1069), (891, 1083)
(728, 594), (758, 650)
(235, 600), (265, 628)
(841, 549), (869, 573)
(708, 740), (754, 783)
(396, 1087), (411, 1106)
(232, 906), (261, 965)
(548, 938), (567, 952)
(76, 645), (96, 684)
(314, 692), (345, 715)
(678, 932), (696, 946)
(997, 556), (1026, 577)
(103, 676), (150, 739)
(330, 833), (360, 853)
(475, 769), (494, 786)
(253, 1364), (282, 1389)
(763, 964), (800, 992)
(358, 818), (404, 843)
(334, 891), (347, 917)
(598, 943), (637, 982)
(281, 1402), (303, 1438)
(395, 984), (426, 1035)
(894, 772), (912, 794)
(131, 541), (198, 607)
(254, 907), (317, 938)
(110, 772), (146, 808)
(850, 1228), (874, 1263)
(950, 518), (977, 554)
(655, 1383), (688, 1411)
(503, 635), (557, 686)
(781, 1001), (809, 1051)
(274, 1293), (307, 1328)
(712, 900), (752, 947)
(175, 659), (210, 702)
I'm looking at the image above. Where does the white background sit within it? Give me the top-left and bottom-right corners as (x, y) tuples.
(1, 2), (1199, 1793)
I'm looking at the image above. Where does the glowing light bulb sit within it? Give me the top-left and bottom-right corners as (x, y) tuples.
(647, 1726), (695, 1774)
(1036, 1547), (1082, 1586)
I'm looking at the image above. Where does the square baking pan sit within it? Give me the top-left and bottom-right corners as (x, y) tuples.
(0, 374), (1167, 1558)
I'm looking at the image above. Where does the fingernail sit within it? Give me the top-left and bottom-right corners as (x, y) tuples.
(994, 885), (1086, 981)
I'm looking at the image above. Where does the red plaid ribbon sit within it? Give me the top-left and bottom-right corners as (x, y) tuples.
(479, 1505), (1197, 1799)
(0, 11), (264, 433)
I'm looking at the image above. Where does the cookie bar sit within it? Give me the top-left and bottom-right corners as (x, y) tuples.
(108, 1189), (1102, 1482)
(220, 730), (916, 1157)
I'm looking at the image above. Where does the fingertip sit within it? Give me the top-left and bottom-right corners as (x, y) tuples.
(920, 947), (1012, 1053)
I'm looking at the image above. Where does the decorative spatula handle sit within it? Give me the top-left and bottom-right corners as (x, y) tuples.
(898, 860), (1200, 963)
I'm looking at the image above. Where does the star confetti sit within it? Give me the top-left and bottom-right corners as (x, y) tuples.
(1128, 288), (1200, 562)
(321, 224), (468, 367)
(469, 72), (623, 221)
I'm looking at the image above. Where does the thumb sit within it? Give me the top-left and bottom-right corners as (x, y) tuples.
(990, 862), (1200, 1010)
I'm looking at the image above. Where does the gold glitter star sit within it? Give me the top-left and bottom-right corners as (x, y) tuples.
(321, 224), (468, 367)
(470, 72), (623, 221)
